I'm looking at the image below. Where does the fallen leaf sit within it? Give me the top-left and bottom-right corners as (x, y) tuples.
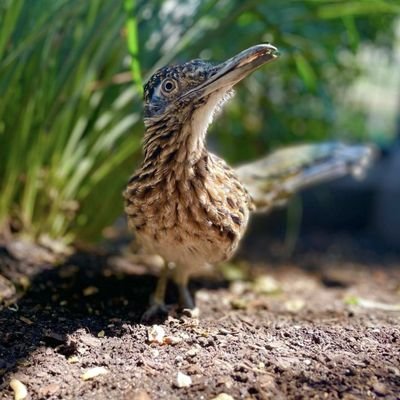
(19, 316), (33, 325)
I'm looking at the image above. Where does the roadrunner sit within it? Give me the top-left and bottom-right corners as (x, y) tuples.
(124, 44), (374, 318)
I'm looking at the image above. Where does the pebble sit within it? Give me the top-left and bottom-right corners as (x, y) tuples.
(210, 394), (234, 400)
(9, 379), (28, 400)
(372, 381), (388, 396)
(175, 371), (192, 388)
(147, 325), (166, 345)
(38, 383), (59, 397)
(81, 366), (108, 381)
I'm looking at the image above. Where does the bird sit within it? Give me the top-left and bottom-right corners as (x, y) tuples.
(123, 44), (374, 319)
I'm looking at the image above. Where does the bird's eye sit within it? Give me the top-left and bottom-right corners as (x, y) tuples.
(161, 79), (177, 93)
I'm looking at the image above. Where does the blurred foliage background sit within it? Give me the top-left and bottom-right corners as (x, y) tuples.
(0, 0), (399, 245)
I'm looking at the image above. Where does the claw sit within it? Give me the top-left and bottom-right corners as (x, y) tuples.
(141, 302), (169, 323)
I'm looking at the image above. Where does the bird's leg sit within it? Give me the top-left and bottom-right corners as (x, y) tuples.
(178, 283), (195, 310)
(153, 261), (169, 305)
(141, 261), (169, 322)
(172, 266), (199, 317)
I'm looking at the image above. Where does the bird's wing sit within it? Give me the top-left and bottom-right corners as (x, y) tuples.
(235, 142), (376, 213)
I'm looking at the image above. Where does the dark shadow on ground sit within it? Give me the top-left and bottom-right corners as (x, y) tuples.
(0, 248), (144, 377)
(0, 243), (231, 385)
(0, 232), (399, 399)
(0, 227), (395, 375)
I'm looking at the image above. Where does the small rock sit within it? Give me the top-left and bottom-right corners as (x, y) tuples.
(229, 281), (249, 296)
(164, 335), (182, 345)
(18, 276), (30, 290)
(186, 345), (201, 358)
(175, 355), (184, 364)
(147, 325), (166, 345)
(372, 381), (388, 396)
(8, 239), (59, 263)
(210, 394), (235, 400)
(83, 286), (99, 296)
(150, 349), (159, 358)
(38, 383), (59, 397)
(175, 371), (192, 388)
(388, 366), (400, 376)
(81, 366), (108, 381)
(186, 364), (202, 375)
(285, 298), (305, 313)
(80, 334), (101, 347)
(253, 275), (281, 295)
(125, 389), (152, 400)
(9, 378), (28, 400)
(182, 307), (200, 318)
(230, 298), (248, 310)
(216, 376), (234, 390)
(0, 275), (16, 301)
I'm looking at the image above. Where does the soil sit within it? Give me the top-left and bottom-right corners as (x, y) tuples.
(0, 232), (399, 400)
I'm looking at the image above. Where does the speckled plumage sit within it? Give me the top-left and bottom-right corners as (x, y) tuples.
(124, 55), (255, 293)
(125, 149), (251, 280)
(123, 44), (374, 316)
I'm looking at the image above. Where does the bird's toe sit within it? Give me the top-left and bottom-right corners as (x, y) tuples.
(141, 303), (169, 324)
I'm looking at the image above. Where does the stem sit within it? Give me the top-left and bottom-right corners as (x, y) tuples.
(124, 0), (143, 96)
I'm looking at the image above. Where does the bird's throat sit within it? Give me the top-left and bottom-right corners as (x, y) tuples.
(142, 88), (233, 167)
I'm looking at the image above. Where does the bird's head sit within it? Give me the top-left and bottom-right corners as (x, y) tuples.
(142, 44), (279, 161)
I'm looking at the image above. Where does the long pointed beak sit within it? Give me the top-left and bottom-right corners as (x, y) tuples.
(201, 44), (279, 96)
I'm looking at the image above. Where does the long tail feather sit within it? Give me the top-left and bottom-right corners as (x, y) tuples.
(235, 142), (376, 213)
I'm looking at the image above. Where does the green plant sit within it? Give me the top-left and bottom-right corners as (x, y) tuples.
(0, 0), (397, 245)
(0, 0), (144, 243)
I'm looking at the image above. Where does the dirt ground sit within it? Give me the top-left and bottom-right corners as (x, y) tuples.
(0, 232), (399, 400)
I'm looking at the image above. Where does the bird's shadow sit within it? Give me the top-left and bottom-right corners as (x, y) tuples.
(0, 244), (225, 383)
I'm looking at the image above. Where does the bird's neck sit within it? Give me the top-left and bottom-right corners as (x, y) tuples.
(141, 89), (233, 171)
(142, 118), (208, 170)
(141, 87), (234, 176)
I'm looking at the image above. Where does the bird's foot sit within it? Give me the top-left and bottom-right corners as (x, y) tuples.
(141, 302), (169, 324)
(178, 284), (199, 318)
